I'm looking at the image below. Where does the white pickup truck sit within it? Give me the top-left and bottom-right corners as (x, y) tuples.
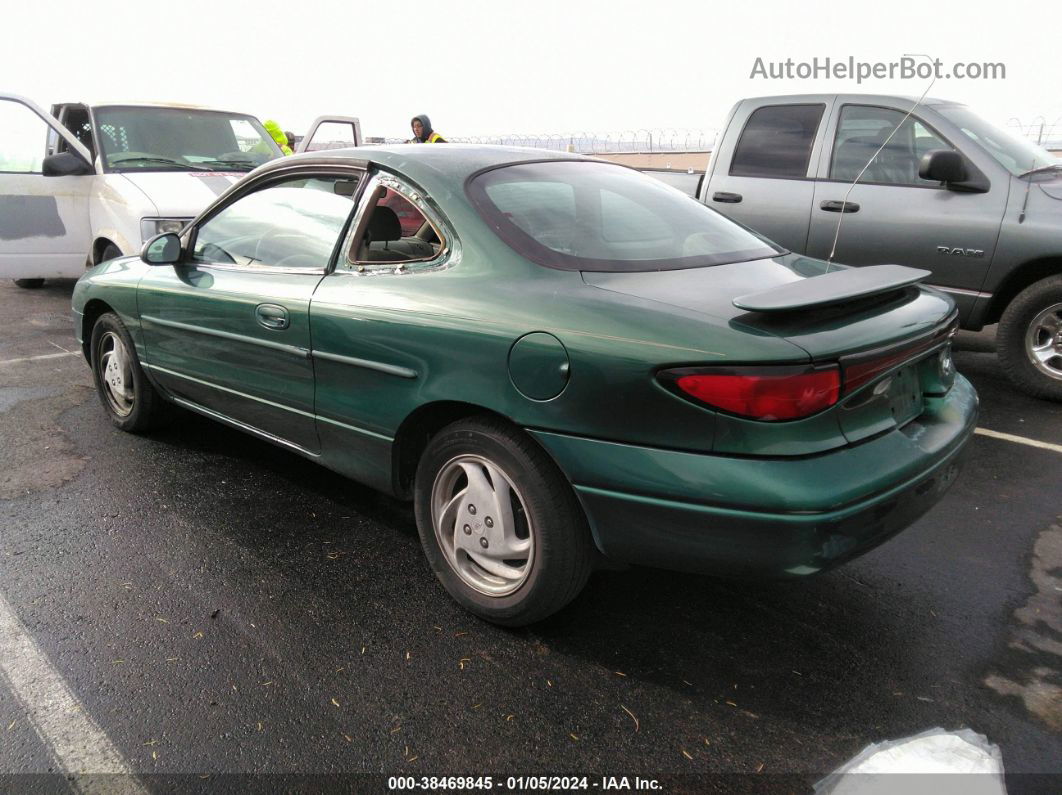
(0, 94), (360, 287)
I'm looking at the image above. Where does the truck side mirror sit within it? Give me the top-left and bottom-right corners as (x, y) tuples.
(42, 151), (93, 177)
(919, 149), (967, 184)
(141, 233), (182, 265)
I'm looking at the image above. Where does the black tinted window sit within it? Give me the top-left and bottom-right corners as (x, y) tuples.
(730, 104), (824, 178)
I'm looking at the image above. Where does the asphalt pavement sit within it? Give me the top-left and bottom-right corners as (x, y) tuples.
(0, 278), (1059, 793)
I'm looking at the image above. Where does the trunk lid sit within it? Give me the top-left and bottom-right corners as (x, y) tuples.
(583, 253), (959, 449)
(581, 253), (955, 361)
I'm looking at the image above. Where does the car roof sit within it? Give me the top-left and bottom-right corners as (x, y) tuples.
(740, 93), (957, 108)
(61, 100), (259, 115)
(258, 144), (595, 183)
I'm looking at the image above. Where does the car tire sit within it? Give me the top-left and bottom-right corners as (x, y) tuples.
(13, 278), (45, 289)
(414, 417), (593, 626)
(100, 243), (122, 263)
(90, 312), (169, 432)
(997, 275), (1062, 401)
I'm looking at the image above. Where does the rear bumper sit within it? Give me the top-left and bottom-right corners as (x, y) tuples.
(531, 375), (978, 577)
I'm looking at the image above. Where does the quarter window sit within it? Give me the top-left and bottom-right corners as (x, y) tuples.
(347, 182), (446, 267)
(730, 104), (824, 179)
(191, 175), (361, 270)
(831, 105), (954, 186)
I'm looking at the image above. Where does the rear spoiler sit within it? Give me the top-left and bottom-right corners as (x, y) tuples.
(733, 264), (930, 313)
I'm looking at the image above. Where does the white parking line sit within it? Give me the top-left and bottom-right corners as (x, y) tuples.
(976, 427), (1062, 454)
(0, 590), (146, 792)
(0, 351), (79, 367)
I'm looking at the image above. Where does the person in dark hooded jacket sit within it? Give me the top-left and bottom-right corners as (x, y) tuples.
(410, 114), (446, 143)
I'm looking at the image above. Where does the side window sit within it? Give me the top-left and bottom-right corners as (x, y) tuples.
(59, 107), (96, 159)
(192, 175), (360, 270)
(831, 105), (954, 186)
(730, 104), (824, 179)
(302, 120), (360, 152)
(347, 182), (446, 267)
(0, 99), (50, 173)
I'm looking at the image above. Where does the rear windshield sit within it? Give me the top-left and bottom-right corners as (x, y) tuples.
(467, 161), (780, 272)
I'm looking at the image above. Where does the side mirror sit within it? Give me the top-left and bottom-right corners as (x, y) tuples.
(919, 149), (967, 184)
(42, 151), (93, 177)
(141, 232), (182, 265)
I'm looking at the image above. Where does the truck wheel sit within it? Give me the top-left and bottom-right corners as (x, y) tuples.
(100, 243), (122, 263)
(90, 312), (169, 432)
(13, 278), (45, 289)
(413, 417), (593, 626)
(997, 275), (1062, 401)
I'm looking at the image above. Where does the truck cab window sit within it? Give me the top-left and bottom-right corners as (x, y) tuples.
(51, 105), (96, 159)
(729, 104), (824, 179)
(831, 105), (953, 186)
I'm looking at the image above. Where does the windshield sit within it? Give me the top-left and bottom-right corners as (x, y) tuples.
(94, 106), (281, 172)
(937, 105), (1061, 176)
(467, 161), (780, 272)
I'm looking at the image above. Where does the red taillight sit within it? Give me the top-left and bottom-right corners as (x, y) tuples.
(668, 365), (841, 421)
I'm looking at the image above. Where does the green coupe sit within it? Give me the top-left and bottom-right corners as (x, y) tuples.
(72, 145), (978, 625)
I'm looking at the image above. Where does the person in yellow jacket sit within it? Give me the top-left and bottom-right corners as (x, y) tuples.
(263, 119), (294, 155)
(410, 114), (446, 143)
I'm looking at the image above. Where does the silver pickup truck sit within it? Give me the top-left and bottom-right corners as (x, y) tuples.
(694, 94), (1062, 401)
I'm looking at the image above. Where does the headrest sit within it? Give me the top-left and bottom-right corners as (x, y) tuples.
(368, 205), (402, 242)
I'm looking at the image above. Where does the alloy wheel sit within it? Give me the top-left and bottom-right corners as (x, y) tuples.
(1025, 301), (1062, 381)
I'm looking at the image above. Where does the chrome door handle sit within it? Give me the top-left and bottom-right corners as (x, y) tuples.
(255, 303), (289, 330)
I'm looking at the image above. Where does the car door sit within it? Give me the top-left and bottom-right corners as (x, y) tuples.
(701, 100), (831, 252)
(0, 94), (94, 280)
(309, 170), (452, 493)
(137, 169), (363, 454)
(805, 103), (1008, 305)
(295, 116), (362, 153)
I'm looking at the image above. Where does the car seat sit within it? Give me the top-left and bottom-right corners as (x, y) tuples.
(361, 205), (408, 261)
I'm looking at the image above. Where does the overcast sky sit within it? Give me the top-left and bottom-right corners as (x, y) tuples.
(5, 0), (1061, 142)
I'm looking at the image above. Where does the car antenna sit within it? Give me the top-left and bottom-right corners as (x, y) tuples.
(1018, 153), (1037, 223)
(826, 55), (938, 272)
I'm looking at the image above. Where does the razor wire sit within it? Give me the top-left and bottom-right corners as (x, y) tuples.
(1006, 115), (1062, 149)
(364, 119), (1062, 154)
(370, 128), (718, 153)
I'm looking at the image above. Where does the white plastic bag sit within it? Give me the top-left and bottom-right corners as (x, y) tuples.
(815, 727), (1006, 795)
